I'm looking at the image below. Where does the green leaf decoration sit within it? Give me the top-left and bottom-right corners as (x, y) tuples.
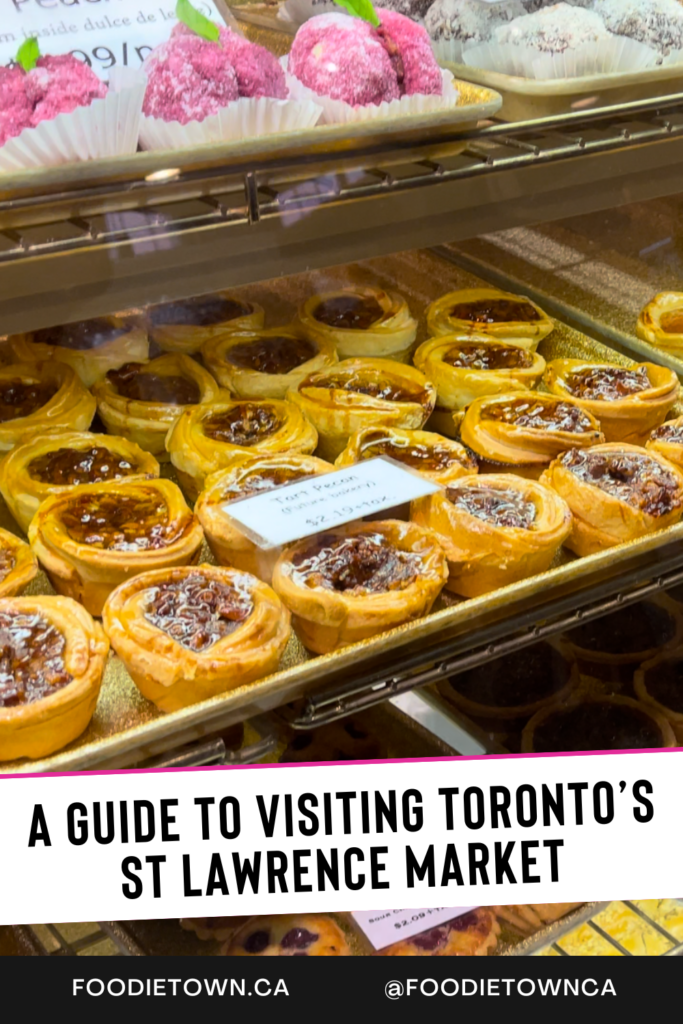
(176, 0), (221, 42)
(334, 0), (380, 27)
(16, 36), (40, 72)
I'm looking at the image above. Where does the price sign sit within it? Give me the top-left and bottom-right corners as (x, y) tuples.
(352, 907), (478, 950)
(0, 1), (226, 76)
(223, 457), (441, 550)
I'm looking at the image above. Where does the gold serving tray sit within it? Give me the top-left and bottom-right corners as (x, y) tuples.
(2, 249), (683, 776)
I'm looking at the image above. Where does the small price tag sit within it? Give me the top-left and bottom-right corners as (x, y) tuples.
(352, 907), (478, 951)
(223, 457), (440, 550)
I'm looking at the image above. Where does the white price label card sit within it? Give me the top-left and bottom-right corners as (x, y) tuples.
(352, 907), (478, 951)
(0, 1), (225, 77)
(223, 457), (441, 550)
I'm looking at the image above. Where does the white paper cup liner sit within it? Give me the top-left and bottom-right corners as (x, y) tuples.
(462, 41), (530, 78)
(661, 47), (683, 66)
(0, 67), (146, 171)
(282, 58), (458, 125)
(431, 36), (465, 67)
(531, 37), (659, 80)
(138, 95), (323, 151)
(280, 0), (340, 25)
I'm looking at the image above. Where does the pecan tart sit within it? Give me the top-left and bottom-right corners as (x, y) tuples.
(298, 286), (417, 363)
(426, 288), (553, 349)
(414, 334), (546, 435)
(10, 315), (148, 388)
(540, 443), (683, 556)
(0, 595), (108, 760)
(195, 453), (333, 584)
(637, 292), (683, 357)
(146, 290), (264, 355)
(103, 564), (289, 712)
(29, 478), (204, 616)
(272, 520), (447, 654)
(379, 909), (500, 957)
(202, 324), (337, 400)
(223, 915), (351, 957)
(287, 358), (436, 461)
(335, 426), (476, 486)
(412, 473), (571, 597)
(0, 529), (38, 599)
(460, 392), (603, 479)
(493, 904), (583, 937)
(0, 430), (160, 533)
(0, 362), (95, 452)
(166, 397), (318, 499)
(92, 354), (220, 460)
(647, 415), (683, 471)
(522, 695), (675, 753)
(544, 359), (679, 445)
(635, 653), (683, 745)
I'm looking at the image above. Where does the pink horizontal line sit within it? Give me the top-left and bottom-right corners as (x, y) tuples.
(1, 745), (681, 780)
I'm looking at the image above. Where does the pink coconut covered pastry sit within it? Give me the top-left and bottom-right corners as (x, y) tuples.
(288, 10), (443, 107)
(26, 55), (107, 125)
(0, 66), (33, 147)
(143, 24), (287, 125)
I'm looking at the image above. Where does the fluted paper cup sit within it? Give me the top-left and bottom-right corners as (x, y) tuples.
(280, 0), (339, 24)
(531, 37), (658, 80)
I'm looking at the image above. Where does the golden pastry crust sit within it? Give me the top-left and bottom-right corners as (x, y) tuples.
(0, 430), (160, 533)
(146, 290), (264, 354)
(544, 358), (679, 445)
(426, 288), (553, 349)
(335, 426), (477, 486)
(493, 904), (583, 936)
(10, 315), (149, 388)
(102, 564), (290, 712)
(522, 694), (676, 753)
(636, 292), (683, 356)
(272, 519), (447, 654)
(287, 357), (436, 461)
(29, 478), (204, 617)
(202, 324), (337, 400)
(0, 361), (95, 452)
(0, 528), (38, 598)
(92, 354), (220, 461)
(647, 415), (683, 470)
(540, 443), (683, 556)
(379, 909), (500, 956)
(460, 392), (603, 479)
(413, 334), (546, 420)
(412, 473), (571, 597)
(196, 453), (334, 584)
(166, 397), (318, 499)
(0, 595), (108, 761)
(298, 286), (418, 363)
(224, 915), (351, 956)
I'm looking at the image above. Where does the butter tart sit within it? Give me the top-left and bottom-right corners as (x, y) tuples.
(379, 909), (500, 957)
(272, 520), (447, 654)
(0, 362), (95, 452)
(224, 915), (351, 957)
(92, 354), (220, 461)
(103, 564), (290, 712)
(0, 528), (38, 598)
(299, 286), (418, 363)
(201, 324), (337, 400)
(460, 392), (603, 479)
(0, 430), (160, 533)
(544, 359), (679, 445)
(635, 653), (683, 745)
(146, 291), (264, 355)
(335, 426), (476, 486)
(412, 473), (571, 598)
(280, 718), (387, 763)
(540, 443), (683, 557)
(522, 695), (676, 753)
(287, 357), (436, 461)
(195, 453), (334, 583)
(29, 478), (204, 617)
(493, 904), (583, 937)
(637, 292), (683, 357)
(647, 415), (683, 471)
(414, 334), (546, 434)
(426, 288), (553, 349)
(10, 315), (149, 388)
(0, 595), (108, 761)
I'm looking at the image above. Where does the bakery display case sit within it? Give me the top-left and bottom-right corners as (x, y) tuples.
(4, 0), (683, 956)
